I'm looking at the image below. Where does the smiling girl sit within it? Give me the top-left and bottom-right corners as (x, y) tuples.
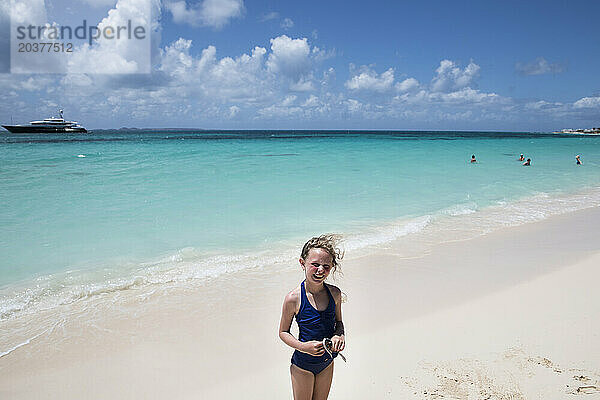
(278, 235), (346, 400)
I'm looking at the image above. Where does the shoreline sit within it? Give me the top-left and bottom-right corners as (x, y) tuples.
(1, 206), (599, 398)
(3, 184), (600, 328)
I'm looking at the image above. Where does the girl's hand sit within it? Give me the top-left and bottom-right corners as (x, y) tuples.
(301, 340), (325, 356)
(330, 335), (345, 352)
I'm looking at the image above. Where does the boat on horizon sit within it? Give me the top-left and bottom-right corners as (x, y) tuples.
(2, 110), (87, 133)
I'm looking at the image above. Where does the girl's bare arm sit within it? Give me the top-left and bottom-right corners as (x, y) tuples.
(278, 291), (325, 356)
(330, 285), (345, 352)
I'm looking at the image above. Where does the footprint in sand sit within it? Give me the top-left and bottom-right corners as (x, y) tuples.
(567, 376), (599, 395)
(406, 352), (599, 399)
(573, 375), (592, 383)
(567, 384), (599, 395)
(526, 357), (600, 395)
(566, 375), (600, 395)
(526, 355), (563, 373)
(577, 386), (599, 394)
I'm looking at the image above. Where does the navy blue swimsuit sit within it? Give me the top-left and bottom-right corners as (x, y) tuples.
(291, 281), (338, 375)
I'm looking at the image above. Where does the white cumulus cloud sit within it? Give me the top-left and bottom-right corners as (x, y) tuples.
(159, 38), (194, 77)
(166, 0), (244, 28)
(396, 77), (419, 92)
(228, 105), (240, 118)
(266, 35), (311, 81)
(9, 0), (46, 24)
(573, 97), (600, 109)
(281, 17), (294, 29)
(345, 67), (395, 92)
(281, 95), (297, 106)
(289, 78), (314, 92)
(155, 38), (270, 103)
(66, 0), (155, 74)
(429, 88), (501, 104)
(431, 60), (480, 92)
(516, 57), (565, 76)
(19, 76), (54, 91)
(346, 98), (363, 113)
(525, 100), (564, 111)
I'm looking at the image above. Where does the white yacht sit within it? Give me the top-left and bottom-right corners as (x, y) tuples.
(2, 110), (87, 133)
(554, 127), (600, 134)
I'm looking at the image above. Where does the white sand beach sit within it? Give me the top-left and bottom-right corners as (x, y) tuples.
(1, 207), (599, 399)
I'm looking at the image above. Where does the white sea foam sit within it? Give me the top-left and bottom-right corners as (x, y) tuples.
(0, 330), (46, 358)
(0, 248), (297, 322)
(344, 215), (433, 251)
(0, 318), (63, 358)
(0, 337), (35, 358)
(441, 202), (478, 216)
(2, 186), (600, 330)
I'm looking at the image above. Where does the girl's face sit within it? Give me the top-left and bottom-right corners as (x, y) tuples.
(300, 248), (334, 285)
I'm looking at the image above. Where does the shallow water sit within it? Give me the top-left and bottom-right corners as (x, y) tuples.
(1, 130), (599, 335)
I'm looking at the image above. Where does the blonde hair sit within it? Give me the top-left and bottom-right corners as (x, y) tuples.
(300, 234), (344, 273)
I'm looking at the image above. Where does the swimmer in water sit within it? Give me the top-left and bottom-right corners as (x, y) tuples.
(576, 155), (582, 165)
(518, 154), (524, 161)
(523, 158), (531, 166)
(470, 155), (476, 163)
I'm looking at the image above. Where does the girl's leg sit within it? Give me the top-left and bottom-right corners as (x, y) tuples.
(312, 362), (334, 400)
(291, 364), (315, 400)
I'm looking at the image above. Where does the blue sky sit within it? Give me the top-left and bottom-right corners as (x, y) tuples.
(1, 0), (599, 130)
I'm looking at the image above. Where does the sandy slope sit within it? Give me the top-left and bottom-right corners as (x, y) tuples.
(1, 208), (599, 399)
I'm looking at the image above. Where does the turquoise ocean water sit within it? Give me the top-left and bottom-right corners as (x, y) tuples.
(1, 130), (600, 350)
